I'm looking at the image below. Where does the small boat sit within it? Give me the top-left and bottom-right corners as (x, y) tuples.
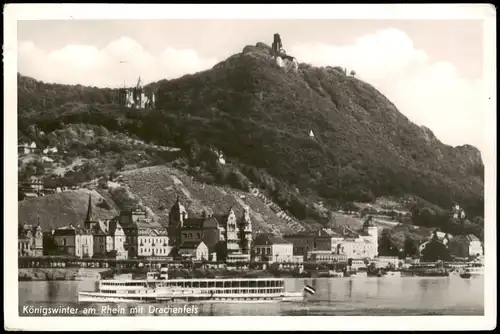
(402, 265), (449, 277)
(343, 269), (357, 278)
(464, 263), (484, 276)
(460, 271), (472, 279)
(367, 268), (386, 277)
(328, 270), (344, 278)
(385, 271), (401, 278)
(78, 267), (304, 303)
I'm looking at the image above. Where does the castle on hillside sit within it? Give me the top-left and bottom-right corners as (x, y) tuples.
(168, 197), (253, 262)
(118, 76), (155, 109)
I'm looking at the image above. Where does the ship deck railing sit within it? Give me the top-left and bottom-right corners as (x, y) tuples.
(99, 277), (286, 289)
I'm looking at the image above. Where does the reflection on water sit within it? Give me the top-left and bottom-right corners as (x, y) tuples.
(19, 276), (484, 316)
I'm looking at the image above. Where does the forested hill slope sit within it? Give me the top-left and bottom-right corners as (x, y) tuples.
(17, 42), (484, 219)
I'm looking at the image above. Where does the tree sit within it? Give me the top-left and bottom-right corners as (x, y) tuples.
(23, 164), (38, 180)
(385, 262), (395, 271)
(342, 202), (358, 213)
(367, 262), (377, 275)
(472, 216), (484, 226)
(403, 236), (418, 258)
(420, 235), (451, 262)
(349, 70), (356, 77)
(97, 199), (112, 210)
(324, 211), (337, 229)
(115, 158), (126, 171)
(98, 176), (109, 189)
(378, 229), (400, 257)
(109, 171), (118, 181)
(214, 242), (228, 263)
(18, 187), (26, 201)
(227, 170), (250, 191)
(186, 139), (201, 163)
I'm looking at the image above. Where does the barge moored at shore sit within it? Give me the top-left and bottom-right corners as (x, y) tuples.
(400, 265), (449, 277)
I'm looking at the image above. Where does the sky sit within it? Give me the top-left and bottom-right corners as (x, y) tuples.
(17, 19), (486, 154)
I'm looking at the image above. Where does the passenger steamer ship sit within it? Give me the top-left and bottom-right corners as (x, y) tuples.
(78, 268), (304, 303)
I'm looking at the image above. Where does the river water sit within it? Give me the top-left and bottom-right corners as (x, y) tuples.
(19, 276), (484, 316)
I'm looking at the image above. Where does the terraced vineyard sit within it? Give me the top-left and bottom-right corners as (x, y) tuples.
(18, 189), (118, 230)
(119, 165), (308, 234)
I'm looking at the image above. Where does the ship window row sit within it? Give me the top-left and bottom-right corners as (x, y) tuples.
(98, 288), (282, 295)
(201, 289), (282, 294)
(168, 280), (284, 288)
(101, 282), (146, 287)
(101, 280), (284, 288)
(101, 282), (284, 288)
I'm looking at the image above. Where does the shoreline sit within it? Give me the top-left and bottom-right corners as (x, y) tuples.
(19, 268), (105, 281)
(18, 267), (310, 281)
(19, 267), (475, 281)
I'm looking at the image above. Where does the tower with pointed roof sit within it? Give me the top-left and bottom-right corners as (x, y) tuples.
(225, 207), (240, 255)
(33, 217), (44, 255)
(168, 195), (188, 249)
(84, 194), (98, 231)
(238, 206), (253, 255)
(169, 195), (188, 226)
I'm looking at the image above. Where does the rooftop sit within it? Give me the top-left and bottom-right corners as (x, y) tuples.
(138, 227), (168, 236)
(466, 234), (480, 242)
(254, 233), (291, 245)
(179, 241), (205, 249)
(53, 226), (92, 236)
(18, 224), (42, 237)
(284, 228), (341, 238)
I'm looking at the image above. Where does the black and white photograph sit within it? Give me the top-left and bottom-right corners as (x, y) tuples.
(4, 4), (496, 331)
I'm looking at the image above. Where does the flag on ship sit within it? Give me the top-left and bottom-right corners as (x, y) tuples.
(303, 285), (316, 295)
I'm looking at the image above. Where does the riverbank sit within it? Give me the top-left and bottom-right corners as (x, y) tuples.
(18, 268), (107, 281)
(19, 267), (308, 281)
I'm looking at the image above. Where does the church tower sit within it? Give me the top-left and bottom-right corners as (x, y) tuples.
(84, 194), (98, 231)
(225, 208), (240, 255)
(363, 216), (378, 256)
(168, 196), (188, 249)
(238, 206), (253, 255)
